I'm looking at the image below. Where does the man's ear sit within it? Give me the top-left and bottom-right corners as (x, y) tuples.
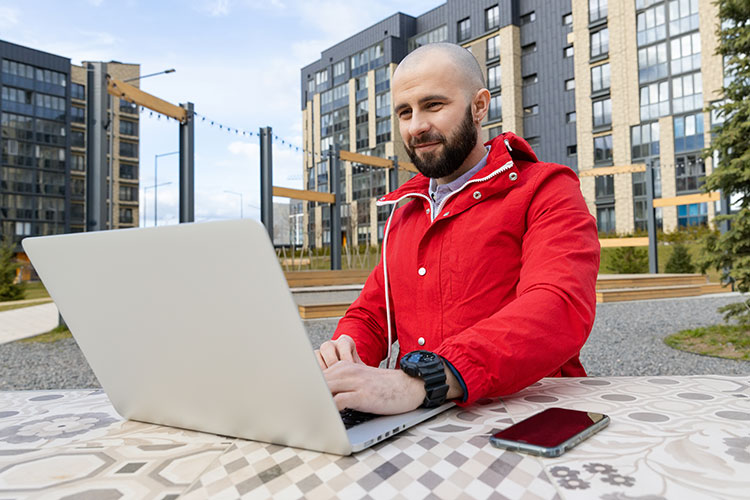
(472, 89), (491, 123)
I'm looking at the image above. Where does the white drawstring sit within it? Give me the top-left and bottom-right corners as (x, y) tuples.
(381, 202), (397, 369)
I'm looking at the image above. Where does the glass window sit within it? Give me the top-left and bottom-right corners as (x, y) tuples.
(677, 202), (707, 227)
(520, 12), (536, 25)
(593, 98), (612, 128)
(521, 42), (537, 55)
(488, 65), (501, 89)
(71, 106), (85, 123)
(119, 99), (138, 114)
(631, 122), (660, 159)
(566, 111), (577, 123)
(487, 35), (500, 59)
(591, 63), (611, 93)
(34, 117), (65, 145)
(674, 112), (704, 153)
(669, 0), (699, 36)
(375, 67), (390, 93)
(315, 69), (328, 86)
(597, 206), (615, 234)
(636, 4), (666, 46)
(375, 92), (390, 118)
(307, 79), (314, 93)
(639, 81), (670, 121)
(670, 32), (701, 75)
(119, 140), (138, 158)
(119, 119), (138, 136)
(522, 73), (537, 86)
(458, 18), (471, 42)
(119, 207), (134, 224)
(2, 86), (32, 105)
(119, 185), (138, 202)
(638, 42), (668, 83)
(409, 25), (448, 51)
(120, 163), (138, 179)
(486, 5), (500, 30)
(563, 13), (573, 25)
(333, 60), (346, 78)
(2, 112), (33, 141)
(590, 28), (609, 58)
(594, 134), (613, 164)
(595, 175), (614, 198)
(589, 0), (608, 23)
(672, 72), (702, 114)
(356, 122), (369, 149)
(376, 118), (391, 144)
(72, 154), (85, 171)
(356, 99), (368, 124)
(71, 83), (85, 100)
(489, 94), (502, 121)
(71, 130), (85, 148)
(636, 0), (662, 8)
(565, 78), (575, 90)
(564, 45), (574, 58)
(524, 104), (539, 116)
(567, 144), (578, 156)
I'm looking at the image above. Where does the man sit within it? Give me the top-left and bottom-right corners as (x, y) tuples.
(316, 43), (599, 415)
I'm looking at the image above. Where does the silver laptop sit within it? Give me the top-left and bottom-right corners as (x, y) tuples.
(22, 219), (453, 455)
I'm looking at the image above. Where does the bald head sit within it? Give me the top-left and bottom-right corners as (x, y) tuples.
(394, 43), (486, 98)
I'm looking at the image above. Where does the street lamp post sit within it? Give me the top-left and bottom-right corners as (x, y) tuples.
(154, 151), (179, 226)
(144, 181), (173, 226)
(225, 191), (244, 219)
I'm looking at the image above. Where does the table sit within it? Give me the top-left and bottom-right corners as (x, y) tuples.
(1, 376), (749, 499)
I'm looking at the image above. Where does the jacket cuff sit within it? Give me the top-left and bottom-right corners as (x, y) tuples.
(441, 358), (468, 403)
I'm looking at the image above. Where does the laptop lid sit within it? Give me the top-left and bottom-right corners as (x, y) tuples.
(23, 220), (355, 455)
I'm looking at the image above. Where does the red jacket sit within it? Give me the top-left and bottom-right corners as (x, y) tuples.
(333, 133), (600, 405)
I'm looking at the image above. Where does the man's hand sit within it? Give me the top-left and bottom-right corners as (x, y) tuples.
(324, 361), (425, 415)
(315, 335), (363, 370)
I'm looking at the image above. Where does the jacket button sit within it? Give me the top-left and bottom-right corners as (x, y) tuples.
(418, 337), (425, 346)
(418, 267), (426, 276)
(426, 208), (431, 214)
(473, 191), (481, 200)
(509, 172), (518, 181)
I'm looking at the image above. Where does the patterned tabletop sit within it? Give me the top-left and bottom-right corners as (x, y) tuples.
(1, 375), (748, 499)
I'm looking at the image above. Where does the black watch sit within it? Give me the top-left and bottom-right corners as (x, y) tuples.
(400, 350), (449, 408)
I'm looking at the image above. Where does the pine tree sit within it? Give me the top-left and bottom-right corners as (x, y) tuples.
(665, 243), (696, 274)
(699, 0), (750, 324)
(609, 247), (649, 274)
(0, 240), (24, 302)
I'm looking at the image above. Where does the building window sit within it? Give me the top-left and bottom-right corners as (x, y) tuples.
(636, 4), (666, 46)
(489, 94), (502, 121)
(458, 17), (471, 42)
(375, 67), (390, 93)
(71, 130), (85, 148)
(376, 118), (391, 144)
(34, 93), (66, 112)
(520, 11), (536, 25)
(594, 134), (613, 164)
(119, 208), (134, 224)
(72, 154), (85, 171)
(672, 72), (702, 114)
(119, 186), (138, 202)
(566, 111), (577, 123)
(71, 106), (85, 124)
(307, 79), (314, 94)
(674, 113), (704, 153)
(2, 59), (35, 79)
(563, 13), (573, 26)
(71, 178), (85, 197)
(591, 63), (611, 93)
(669, 0), (699, 36)
(333, 60), (346, 78)
(567, 144), (578, 156)
(408, 25), (448, 52)
(315, 69), (328, 88)
(119, 99), (138, 114)
(523, 104), (539, 116)
(356, 123), (369, 150)
(486, 5), (500, 30)
(565, 78), (575, 91)
(120, 163), (138, 179)
(631, 122), (660, 159)
(521, 42), (537, 55)
(677, 202), (707, 227)
(119, 140), (138, 158)
(590, 28), (609, 58)
(637, 42), (668, 83)
(375, 92), (390, 118)
(1, 86), (31, 105)
(593, 98), (612, 128)
(676, 154), (705, 194)
(589, 0), (608, 24)
(670, 32), (701, 75)
(597, 205), (615, 234)
(596, 175), (614, 199)
(639, 81), (670, 121)
(487, 35), (500, 60)
(35, 68), (66, 87)
(71, 83), (85, 100)
(489, 126), (502, 138)
(522, 73), (537, 86)
(488, 65), (501, 89)
(564, 45), (574, 58)
(119, 119), (138, 136)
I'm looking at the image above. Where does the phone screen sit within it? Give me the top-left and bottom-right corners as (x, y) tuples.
(490, 407), (609, 457)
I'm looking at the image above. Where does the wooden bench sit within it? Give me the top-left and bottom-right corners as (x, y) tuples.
(284, 269), (372, 288)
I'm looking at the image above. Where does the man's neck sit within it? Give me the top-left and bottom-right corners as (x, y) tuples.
(435, 141), (489, 185)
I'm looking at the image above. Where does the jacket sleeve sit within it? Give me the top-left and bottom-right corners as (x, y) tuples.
(434, 165), (600, 405)
(331, 251), (393, 368)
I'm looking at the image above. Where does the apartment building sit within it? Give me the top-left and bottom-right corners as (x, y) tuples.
(300, 0), (722, 247)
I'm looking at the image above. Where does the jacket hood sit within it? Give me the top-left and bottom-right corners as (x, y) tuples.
(378, 132), (537, 204)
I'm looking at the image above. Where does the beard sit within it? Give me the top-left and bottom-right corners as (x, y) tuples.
(405, 105), (478, 179)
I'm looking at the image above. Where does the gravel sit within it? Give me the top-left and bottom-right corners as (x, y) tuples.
(1, 293), (747, 391)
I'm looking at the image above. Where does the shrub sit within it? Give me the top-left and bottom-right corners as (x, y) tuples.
(0, 240), (24, 302)
(608, 247), (649, 274)
(665, 243), (696, 273)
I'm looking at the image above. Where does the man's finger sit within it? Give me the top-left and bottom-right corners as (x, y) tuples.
(314, 350), (326, 370)
(335, 335), (363, 364)
(332, 391), (359, 412)
(319, 341), (341, 368)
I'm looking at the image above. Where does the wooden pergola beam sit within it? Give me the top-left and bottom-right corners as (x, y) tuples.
(578, 164), (647, 177)
(273, 186), (335, 204)
(107, 77), (187, 123)
(652, 191), (721, 208)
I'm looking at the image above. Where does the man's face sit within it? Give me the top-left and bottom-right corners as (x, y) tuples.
(393, 59), (479, 179)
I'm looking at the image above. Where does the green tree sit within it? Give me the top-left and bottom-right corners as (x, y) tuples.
(699, 0), (750, 324)
(0, 240), (24, 302)
(609, 247), (649, 274)
(665, 243), (696, 273)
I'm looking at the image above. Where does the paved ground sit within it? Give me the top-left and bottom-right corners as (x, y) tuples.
(0, 293), (747, 391)
(0, 302), (59, 344)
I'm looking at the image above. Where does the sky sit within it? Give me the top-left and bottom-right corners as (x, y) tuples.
(0, 0), (440, 225)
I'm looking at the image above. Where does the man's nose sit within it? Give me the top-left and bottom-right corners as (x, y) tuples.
(408, 111), (430, 138)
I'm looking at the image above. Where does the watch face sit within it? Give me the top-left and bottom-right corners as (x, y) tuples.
(403, 350), (436, 365)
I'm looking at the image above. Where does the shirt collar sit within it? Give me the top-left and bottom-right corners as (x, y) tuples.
(429, 146), (491, 201)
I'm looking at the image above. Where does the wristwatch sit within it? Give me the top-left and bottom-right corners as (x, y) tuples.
(400, 350), (449, 408)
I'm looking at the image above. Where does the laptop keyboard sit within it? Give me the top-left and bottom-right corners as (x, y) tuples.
(340, 408), (379, 429)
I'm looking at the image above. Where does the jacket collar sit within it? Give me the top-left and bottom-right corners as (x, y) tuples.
(377, 132), (537, 205)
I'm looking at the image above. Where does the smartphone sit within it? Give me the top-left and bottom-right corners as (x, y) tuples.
(489, 407), (609, 458)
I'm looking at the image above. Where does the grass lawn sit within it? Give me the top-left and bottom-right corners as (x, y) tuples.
(664, 324), (750, 361)
(0, 281), (52, 312)
(18, 325), (72, 344)
(600, 241), (722, 282)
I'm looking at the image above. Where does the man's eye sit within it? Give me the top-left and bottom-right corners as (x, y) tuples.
(399, 110), (412, 118)
(427, 102), (443, 109)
